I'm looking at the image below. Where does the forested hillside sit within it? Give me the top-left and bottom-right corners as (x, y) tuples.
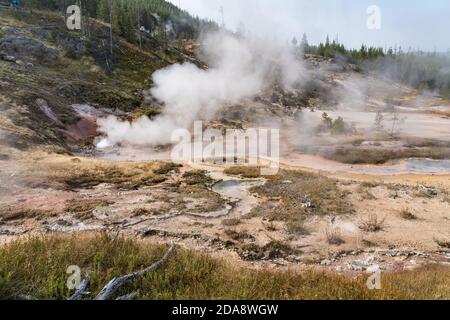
(0, 5), (206, 149)
(295, 33), (450, 97)
(22, 0), (217, 42)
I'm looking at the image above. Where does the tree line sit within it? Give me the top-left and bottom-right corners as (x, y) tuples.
(292, 33), (385, 62)
(21, 0), (217, 42)
(293, 33), (450, 97)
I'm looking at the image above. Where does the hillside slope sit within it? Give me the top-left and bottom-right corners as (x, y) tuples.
(0, 9), (199, 150)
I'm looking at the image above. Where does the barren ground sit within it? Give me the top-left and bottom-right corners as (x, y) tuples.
(1, 146), (449, 277)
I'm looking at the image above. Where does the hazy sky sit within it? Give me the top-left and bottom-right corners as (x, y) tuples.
(169, 0), (449, 51)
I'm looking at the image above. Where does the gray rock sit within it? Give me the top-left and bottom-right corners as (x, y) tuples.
(0, 35), (58, 62)
(35, 98), (64, 126)
(2, 54), (16, 62)
(320, 259), (332, 266)
(366, 264), (381, 273)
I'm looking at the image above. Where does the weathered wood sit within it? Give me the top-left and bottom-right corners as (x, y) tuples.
(95, 242), (175, 300)
(115, 292), (138, 300)
(68, 274), (90, 300)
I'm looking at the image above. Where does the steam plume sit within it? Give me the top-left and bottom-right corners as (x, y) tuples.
(97, 31), (305, 147)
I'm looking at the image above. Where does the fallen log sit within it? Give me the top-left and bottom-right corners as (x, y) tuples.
(68, 274), (90, 300)
(95, 242), (176, 300)
(116, 292), (138, 300)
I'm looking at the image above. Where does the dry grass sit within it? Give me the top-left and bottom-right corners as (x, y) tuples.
(249, 169), (353, 224)
(51, 161), (176, 190)
(413, 186), (438, 198)
(399, 208), (417, 220)
(323, 147), (450, 165)
(239, 241), (295, 260)
(182, 170), (214, 186)
(21, 154), (179, 191)
(434, 237), (450, 249)
(357, 186), (377, 200)
(361, 181), (380, 188)
(132, 108), (162, 120)
(221, 218), (241, 227)
(179, 170), (227, 213)
(1, 233), (449, 300)
(131, 207), (168, 217)
(245, 169), (352, 240)
(224, 229), (254, 241)
(358, 214), (386, 232)
(325, 227), (345, 245)
(224, 166), (262, 178)
(286, 218), (309, 235)
(65, 199), (111, 221)
(431, 110), (450, 118)
(180, 187), (225, 214)
(0, 208), (55, 222)
(264, 222), (277, 231)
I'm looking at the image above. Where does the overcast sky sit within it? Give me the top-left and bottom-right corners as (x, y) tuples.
(168, 0), (449, 52)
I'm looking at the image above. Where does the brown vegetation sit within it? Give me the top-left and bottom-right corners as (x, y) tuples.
(399, 208), (417, 220)
(65, 199), (111, 221)
(248, 169), (353, 225)
(358, 214), (386, 232)
(224, 166), (262, 178)
(1, 234), (449, 300)
(325, 227), (346, 245)
(322, 147), (450, 165)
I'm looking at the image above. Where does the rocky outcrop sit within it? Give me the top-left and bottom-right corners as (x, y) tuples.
(0, 34), (58, 62)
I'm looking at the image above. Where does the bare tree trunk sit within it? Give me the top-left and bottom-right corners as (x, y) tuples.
(137, 4), (142, 49)
(80, 0), (89, 37)
(63, 0), (67, 20)
(77, 0), (84, 36)
(108, 0), (114, 63)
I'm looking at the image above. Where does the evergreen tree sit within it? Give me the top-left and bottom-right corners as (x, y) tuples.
(300, 33), (309, 53)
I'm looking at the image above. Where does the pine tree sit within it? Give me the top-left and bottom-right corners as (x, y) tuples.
(300, 33), (309, 53)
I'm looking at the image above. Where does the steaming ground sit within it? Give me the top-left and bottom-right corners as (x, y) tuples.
(1, 11), (450, 284)
(3, 9), (450, 301)
(1, 148), (449, 276)
(94, 88), (450, 175)
(97, 31), (306, 148)
(91, 32), (450, 175)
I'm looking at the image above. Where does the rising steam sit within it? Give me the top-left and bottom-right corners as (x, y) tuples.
(96, 31), (306, 147)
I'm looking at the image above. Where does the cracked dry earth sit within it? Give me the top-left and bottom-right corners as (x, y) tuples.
(1, 147), (450, 277)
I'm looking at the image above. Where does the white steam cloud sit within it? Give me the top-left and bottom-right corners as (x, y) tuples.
(97, 31), (305, 147)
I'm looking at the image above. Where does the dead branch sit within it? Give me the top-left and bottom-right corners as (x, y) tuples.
(68, 274), (90, 300)
(95, 242), (176, 300)
(116, 292), (138, 300)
